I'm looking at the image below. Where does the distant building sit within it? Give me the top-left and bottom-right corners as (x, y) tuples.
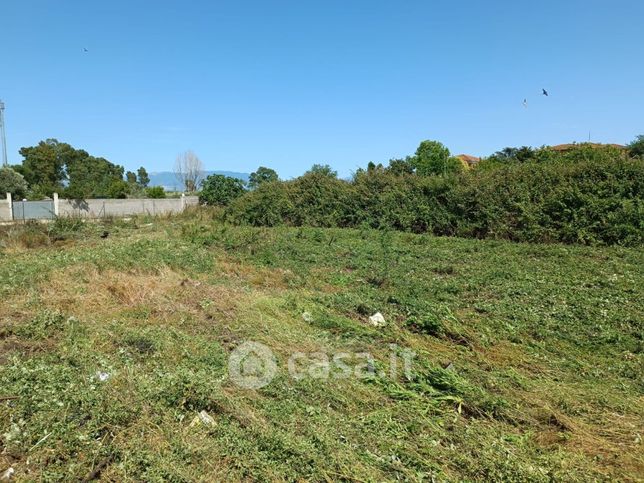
(455, 154), (481, 167)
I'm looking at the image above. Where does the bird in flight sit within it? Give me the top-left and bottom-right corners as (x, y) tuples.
(542, 88), (549, 96)
(523, 98), (528, 108)
(83, 48), (88, 53)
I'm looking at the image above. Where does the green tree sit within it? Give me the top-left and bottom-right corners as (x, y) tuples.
(488, 146), (536, 163)
(137, 167), (150, 187)
(106, 180), (130, 199)
(199, 174), (246, 206)
(628, 135), (644, 158)
(126, 171), (137, 184)
(386, 157), (415, 175)
(412, 140), (453, 176)
(65, 155), (125, 199)
(145, 186), (166, 198)
(17, 139), (68, 196)
(18, 139), (128, 199)
(248, 166), (279, 189)
(0, 166), (28, 199)
(306, 164), (337, 177)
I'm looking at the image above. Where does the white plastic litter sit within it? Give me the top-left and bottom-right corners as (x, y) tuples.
(302, 312), (313, 323)
(369, 312), (386, 327)
(189, 410), (216, 428)
(0, 467), (15, 481)
(96, 371), (110, 382)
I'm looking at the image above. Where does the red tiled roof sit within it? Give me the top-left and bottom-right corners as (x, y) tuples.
(456, 154), (481, 165)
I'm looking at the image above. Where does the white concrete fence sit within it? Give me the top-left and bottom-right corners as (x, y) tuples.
(0, 193), (12, 221)
(0, 193), (199, 222)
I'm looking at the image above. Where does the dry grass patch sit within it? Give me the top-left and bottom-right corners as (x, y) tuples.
(216, 259), (296, 290)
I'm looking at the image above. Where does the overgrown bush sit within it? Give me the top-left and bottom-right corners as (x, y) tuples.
(227, 171), (353, 227)
(199, 174), (246, 206)
(145, 186), (166, 199)
(451, 151), (643, 245)
(47, 216), (86, 241)
(287, 171), (354, 227)
(226, 147), (643, 246)
(0, 166), (28, 199)
(351, 169), (455, 233)
(628, 135), (644, 158)
(227, 181), (293, 226)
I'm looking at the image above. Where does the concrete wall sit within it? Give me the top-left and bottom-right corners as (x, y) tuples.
(58, 196), (199, 218)
(0, 193), (200, 221)
(0, 193), (12, 221)
(0, 201), (11, 221)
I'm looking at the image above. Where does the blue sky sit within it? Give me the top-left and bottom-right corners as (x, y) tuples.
(2, 0), (643, 178)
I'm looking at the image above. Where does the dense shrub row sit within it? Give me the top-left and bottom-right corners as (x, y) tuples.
(226, 150), (643, 246)
(450, 156), (642, 245)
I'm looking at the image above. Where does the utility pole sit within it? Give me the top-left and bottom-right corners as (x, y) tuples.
(0, 100), (8, 167)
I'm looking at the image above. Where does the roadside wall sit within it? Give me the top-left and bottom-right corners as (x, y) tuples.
(58, 196), (199, 218)
(0, 193), (11, 221)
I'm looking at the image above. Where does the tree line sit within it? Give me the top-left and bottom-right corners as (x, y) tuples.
(198, 136), (644, 246)
(1, 136), (642, 246)
(0, 140), (217, 200)
(0, 139), (159, 200)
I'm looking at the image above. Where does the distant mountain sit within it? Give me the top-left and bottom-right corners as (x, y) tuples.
(148, 171), (250, 191)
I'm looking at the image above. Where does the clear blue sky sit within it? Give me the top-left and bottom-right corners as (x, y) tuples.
(2, 0), (643, 178)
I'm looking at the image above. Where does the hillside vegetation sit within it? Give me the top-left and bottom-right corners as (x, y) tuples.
(0, 214), (642, 481)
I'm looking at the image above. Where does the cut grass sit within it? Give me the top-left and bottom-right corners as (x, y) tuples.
(0, 216), (642, 481)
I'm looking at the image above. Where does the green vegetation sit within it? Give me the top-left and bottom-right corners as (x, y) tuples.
(145, 186), (166, 199)
(199, 174), (246, 206)
(7, 135), (643, 222)
(628, 135), (644, 158)
(306, 163), (338, 177)
(14, 140), (67, 197)
(15, 139), (127, 199)
(10, 139), (159, 200)
(225, 143), (643, 246)
(2, 136), (641, 478)
(137, 167), (150, 188)
(248, 166), (279, 190)
(0, 214), (642, 480)
(0, 167), (28, 199)
(125, 170), (138, 185)
(412, 140), (463, 176)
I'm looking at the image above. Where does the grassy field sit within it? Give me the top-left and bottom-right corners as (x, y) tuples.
(0, 212), (642, 481)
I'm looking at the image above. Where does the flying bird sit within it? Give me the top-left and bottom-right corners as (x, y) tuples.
(523, 98), (528, 108)
(83, 48), (88, 53)
(542, 88), (549, 96)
